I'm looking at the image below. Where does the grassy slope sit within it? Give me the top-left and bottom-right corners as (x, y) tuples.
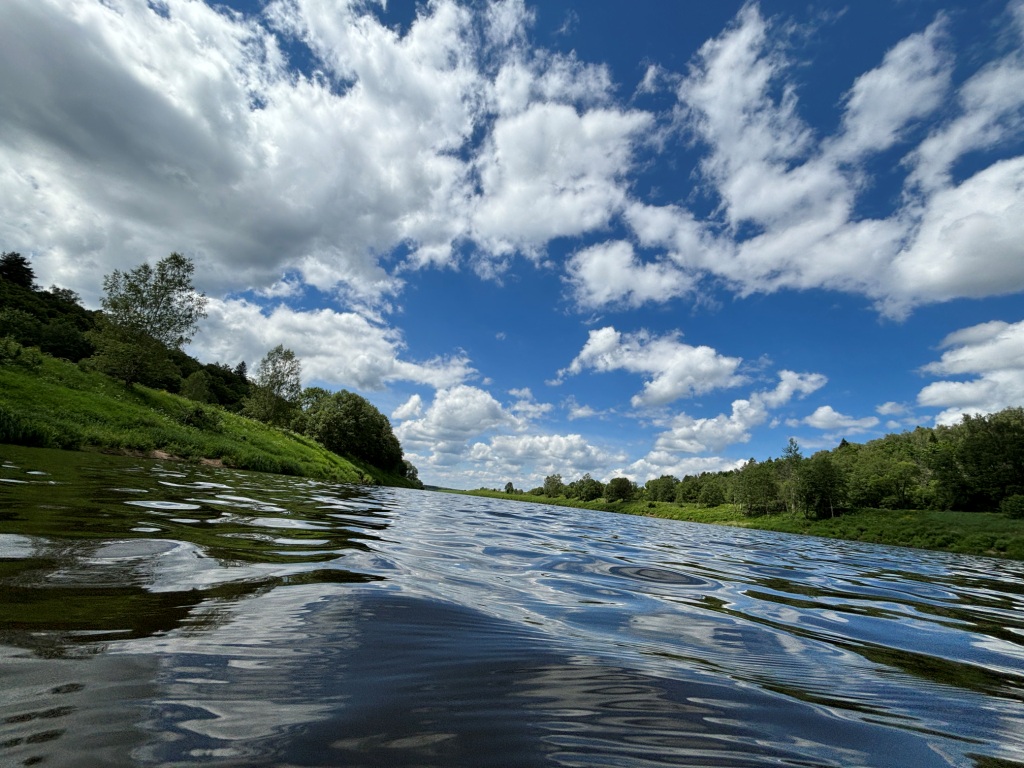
(0, 356), (413, 486)
(450, 489), (1024, 561)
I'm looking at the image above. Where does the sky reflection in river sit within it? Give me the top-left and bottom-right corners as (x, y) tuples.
(1, 445), (1023, 766)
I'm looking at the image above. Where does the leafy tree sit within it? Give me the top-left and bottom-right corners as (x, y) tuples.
(605, 477), (634, 502)
(504, 481), (515, 494)
(302, 389), (403, 471)
(243, 346), (302, 427)
(87, 317), (180, 388)
(735, 459), (781, 516)
(794, 451), (848, 519)
(181, 370), (214, 403)
(569, 473), (605, 501)
(0, 252), (35, 289)
(543, 473), (565, 497)
(645, 475), (679, 502)
(100, 252), (207, 350)
(404, 460), (422, 488)
(697, 479), (726, 508)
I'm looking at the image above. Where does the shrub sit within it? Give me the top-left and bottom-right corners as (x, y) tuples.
(1000, 494), (1024, 519)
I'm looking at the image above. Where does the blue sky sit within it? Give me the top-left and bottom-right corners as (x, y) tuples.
(2, 0), (1023, 489)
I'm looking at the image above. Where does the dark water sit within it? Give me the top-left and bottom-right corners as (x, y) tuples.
(2, 446), (1023, 767)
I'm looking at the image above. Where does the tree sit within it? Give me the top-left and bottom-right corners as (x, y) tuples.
(605, 477), (634, 502)
(794, 452), (848, 519)
(504, 482), (515, 494)
(0, 252), (35, 289)
(302, 389), (404, 471)
(697, 479), (726, 508)
(543, 474), (565, 497)
(735, 459), (782, 516)
(87, 316), (180, 388)
(181, 370), (214, 403)
(569, 473), (604, 501)
(243, 345), (302, 427)
(100, 252), (207, 350)
(645, 475), (679, 502)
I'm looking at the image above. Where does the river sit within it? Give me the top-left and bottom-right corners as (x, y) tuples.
(1, 445), (1023, 767)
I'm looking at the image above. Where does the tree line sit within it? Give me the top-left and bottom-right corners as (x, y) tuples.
(509, 409), (1024, 520)
(1, 251), (417, 484)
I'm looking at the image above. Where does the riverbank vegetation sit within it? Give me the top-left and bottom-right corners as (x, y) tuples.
(0, 251), (419, 487)
(465, 408), (1024, 560)
(452, 488), (1024, 560)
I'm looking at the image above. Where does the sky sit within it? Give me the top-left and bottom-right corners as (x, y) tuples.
(2, 0), (1023, 490)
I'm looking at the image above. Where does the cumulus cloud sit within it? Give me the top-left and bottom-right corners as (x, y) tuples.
(558, 326), (745, 408)
(917, 319), (1024, 424)
(565, 241), (694, 310)
(394, 385), (518, 463)
(603, 2), (1024, 316)
(468, 433), (624, 481)
(192, 298), (474, 390)
(800, 405), (880, 432)
(646, 369), (827, 456)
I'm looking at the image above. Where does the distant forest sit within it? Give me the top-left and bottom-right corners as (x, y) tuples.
(514, 412), (1024, 520)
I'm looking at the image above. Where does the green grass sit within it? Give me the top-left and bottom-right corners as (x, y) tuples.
(449, 490), (1024, 561)
(0, 355), (413, 486)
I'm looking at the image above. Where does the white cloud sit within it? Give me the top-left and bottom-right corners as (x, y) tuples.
(801, 405), (880, 432)
(917, 319), (1024, 424)
(508, 388), (554, 420)
(646, 369), (827, 455)
(392, 394), (424, 421)
(876, 401), (909, 416)
(192, 298), (473, 391)
(394, 385), (517, 462)
(565, 241), (694, 310)
(888, 158), (1024, 310)
(558, 326), (745, 408)
(468, 433), (624, 481)
(470, 103), (651, 263)
(830, 17), (952, 162)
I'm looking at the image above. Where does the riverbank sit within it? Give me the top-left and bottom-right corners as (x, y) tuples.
(449, 489), (1024, 561)
(0, 355), (413, 486)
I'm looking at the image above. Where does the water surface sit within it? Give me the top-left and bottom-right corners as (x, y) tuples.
(2, 445), (1023, 766)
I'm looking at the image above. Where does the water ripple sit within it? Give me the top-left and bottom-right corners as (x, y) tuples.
(2, 447), (1024, 767)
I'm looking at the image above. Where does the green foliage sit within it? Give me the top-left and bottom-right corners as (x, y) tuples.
(0, 337), (44, 370)
(1001, 495), (1024, 520)
(645, 475), (679, 502)
(181, 370), (214, 403)
(543, 473), (565, 497)
(697, 478), (726, 508)
(0, 354), (395, 484)
(244, 345), (302, 427)
(735, 459), (782, 516)
(0, 251), (36, 288)
(100, 252), (208, 350)
(300, 389), (404, 472)
(605, 476), (634, 502)
(794, 451), (848, 519)
(567, 473), (604, 501)
(87, 318), (180, 389)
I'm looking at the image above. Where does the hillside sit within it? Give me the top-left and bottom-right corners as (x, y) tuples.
(0, 353), (416, 487)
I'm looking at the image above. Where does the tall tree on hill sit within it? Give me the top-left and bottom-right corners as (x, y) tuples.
(243, 345), (302, 427)
(101, 252), (208, 350)
(0, 252), (35, 289)
(90, 253), (207, 387)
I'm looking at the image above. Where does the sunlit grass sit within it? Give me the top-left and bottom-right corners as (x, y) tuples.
(0, 355), (410, 485)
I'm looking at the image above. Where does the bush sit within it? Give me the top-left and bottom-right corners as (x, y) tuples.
(1000, 494), (1024, 519)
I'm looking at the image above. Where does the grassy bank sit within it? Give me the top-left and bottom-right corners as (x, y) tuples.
(450, 489), (1024, 561)
(0, 355), (412, 486)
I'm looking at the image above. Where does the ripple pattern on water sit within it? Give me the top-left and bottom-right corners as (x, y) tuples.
(2, 445), (1024, 767)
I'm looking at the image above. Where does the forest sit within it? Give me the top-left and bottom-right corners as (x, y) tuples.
(515, 412), (1024, 521)
(0, 251), (415, 483)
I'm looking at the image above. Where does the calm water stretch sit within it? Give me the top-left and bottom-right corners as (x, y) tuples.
(1, 446), (1023, 767)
